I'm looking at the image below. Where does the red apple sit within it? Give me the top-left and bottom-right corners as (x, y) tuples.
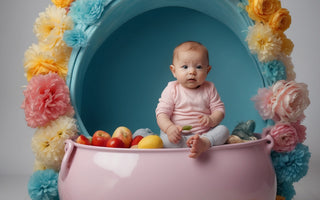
(106, 138), (125, 148)
(112, 126), (132, 148)
(131, 135), (144, 146)
(76, 135), (91, 145)
(92, 130), (111, 146)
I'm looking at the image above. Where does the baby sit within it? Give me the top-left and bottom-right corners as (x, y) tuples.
(156, 41), (229, 158)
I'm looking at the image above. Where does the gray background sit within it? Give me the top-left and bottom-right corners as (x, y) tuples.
(0, 0), (319, 199)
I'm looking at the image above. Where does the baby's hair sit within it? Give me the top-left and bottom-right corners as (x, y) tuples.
(172, 41), (209, 64)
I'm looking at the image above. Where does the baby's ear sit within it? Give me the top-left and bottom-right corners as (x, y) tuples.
(207, 65), (212, 74)
(170, 65), (176, 77)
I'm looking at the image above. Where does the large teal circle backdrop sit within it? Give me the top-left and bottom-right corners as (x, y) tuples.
(68, 2), (266, 136)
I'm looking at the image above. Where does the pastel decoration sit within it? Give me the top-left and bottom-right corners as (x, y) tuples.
(262, 60), (287, 86)
(263, 122), (299, 152)
(276, 181), (296, 200)
(28, 169), (59, 200)
(271, 144), (311, 184)
(252, 80), (310, 123)
(63, 28), (88, 48)
(21, 73), (74, 128)
(68, 0), (112, 25)
(21, 0), (311, 200)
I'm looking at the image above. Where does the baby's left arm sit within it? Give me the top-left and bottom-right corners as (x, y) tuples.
(202, 82), (225, 128)
(199, 110), (224, 128)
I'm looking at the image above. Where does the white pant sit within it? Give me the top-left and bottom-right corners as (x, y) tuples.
(160, 125), (229, 148)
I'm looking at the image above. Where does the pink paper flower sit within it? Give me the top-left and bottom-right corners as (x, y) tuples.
(263, 122), (299, 152)
(271, 80), (310, 122)
(291, 121), (307, 143)
(252, 80), (310, 123)
(251, 87), (274, 120)
(22, 73), (74, 128)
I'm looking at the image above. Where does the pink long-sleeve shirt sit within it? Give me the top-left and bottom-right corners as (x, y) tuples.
(156, 81), (225, 134)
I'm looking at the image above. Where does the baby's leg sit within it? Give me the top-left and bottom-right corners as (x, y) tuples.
(187, 135), (211, 158)
(160, 131), (188, 148)
(203, 125), (229, 146)
(187, 125), (229, 158)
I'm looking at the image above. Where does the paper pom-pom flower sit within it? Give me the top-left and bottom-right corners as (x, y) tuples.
(64, 28), (88, 48)
(271, 80), (310, 122)
(246, 23), (282, 62)
(271, 143), (311, 184)
(276, 195), (286, 200)
(34, 159), (47, 171)
(276, 181), (296, 200)
(22, 73), (74, 128)
(278, 55), (296, 81)
(32, 116), (78, 171)
(52, 0), (74, 8)
(268, 8), (291, 33)
(252, 80), (310, 122)
(280, 34), (294, 56)
(28, 169), (59, 200)
(263, 122), (299, 152)
(69, 0), (112, 25)
(34, 5), (73, 49)
(262, 60), (287, 86)
(246, 0), (281, 23)
(291, 120), (307, 144)
(251, 87), (274, 120)
(24, 43), (69, 81)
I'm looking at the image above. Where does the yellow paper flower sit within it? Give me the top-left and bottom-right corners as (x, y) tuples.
(34, 159), (47, 171)
(246, 0), (281, 23)
(279, 55), (296, 81)
(269, 8), (291, 33)
(52, 0), (74, 8)
(246, 23), (282, 62)
(24, 43), (69, 81)
(280, 33), (294, 56)
(34, 5), (73, 49)
(276, 195), (286, 200)
(40, 40), (73, 60)
(31, 116), (78, 171)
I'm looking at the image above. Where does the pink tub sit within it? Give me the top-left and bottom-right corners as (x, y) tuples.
(60, 1), (278, 199)
(58, 135), (276, 200)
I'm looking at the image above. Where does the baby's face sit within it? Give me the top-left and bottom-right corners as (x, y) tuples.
(170, 49), (211, 89)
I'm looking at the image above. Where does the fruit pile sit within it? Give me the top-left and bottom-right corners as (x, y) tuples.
(76, 126), (163, 149)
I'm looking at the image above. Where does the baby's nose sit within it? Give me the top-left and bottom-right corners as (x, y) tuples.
(188, 67), (196, 74)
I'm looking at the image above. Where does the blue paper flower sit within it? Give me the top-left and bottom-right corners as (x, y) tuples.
(271, 143), (311, 184)
(262, 60), (287, 86)
(28, 169), (59, 200)
(277, 181), (296, 200)
(69, 0), (112, 25)
(64, 28), (88, 48)
(277, 183), (296, 200)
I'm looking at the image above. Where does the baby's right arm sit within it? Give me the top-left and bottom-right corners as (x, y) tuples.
(157, 113), (182, 144)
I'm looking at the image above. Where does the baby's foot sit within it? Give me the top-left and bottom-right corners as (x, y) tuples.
(187, 134), (211, 158)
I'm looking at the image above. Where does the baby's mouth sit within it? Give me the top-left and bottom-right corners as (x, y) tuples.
(187, 78), (196, 82)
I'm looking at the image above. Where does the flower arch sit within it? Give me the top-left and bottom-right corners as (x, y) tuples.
(22, 0), (310, 200)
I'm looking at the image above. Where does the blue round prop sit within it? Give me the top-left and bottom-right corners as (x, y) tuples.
(67, 0), (267, 136)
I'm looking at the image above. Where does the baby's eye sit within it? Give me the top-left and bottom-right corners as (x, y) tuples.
(196, 65), (203, 70)
(182, 65), (188, 69)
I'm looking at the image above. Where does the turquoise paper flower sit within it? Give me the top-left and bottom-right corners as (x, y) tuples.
(277, 181), (296, 200)
(262, 60), (287, 86)
(28, 169), (59, 200)
(271, 143), (311, 184)
(64, 28), (88, 48)
(69, 0), (112, 25)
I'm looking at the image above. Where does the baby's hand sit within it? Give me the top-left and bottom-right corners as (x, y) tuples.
(198, 115), (216, 127)
(166, 125), (182, 144)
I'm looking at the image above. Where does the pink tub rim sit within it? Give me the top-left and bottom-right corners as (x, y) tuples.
(65, 134), (273, 154)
